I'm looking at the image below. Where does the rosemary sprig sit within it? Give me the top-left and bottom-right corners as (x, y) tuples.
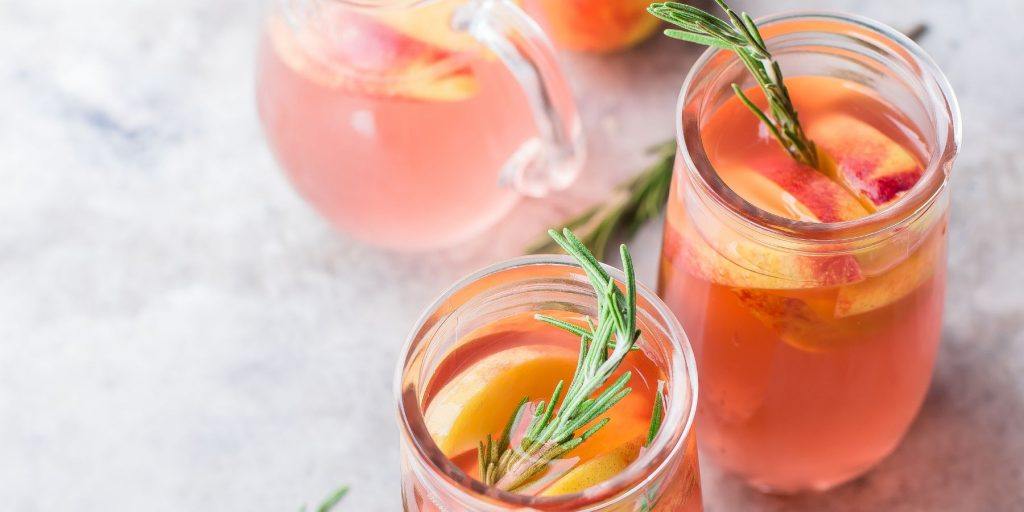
(634, 383), (668, 511)
(480, 228), (641, 492)
(528, 142), (676, 260)
(299, 485), (348, 512)
(649, 0), (819, 169)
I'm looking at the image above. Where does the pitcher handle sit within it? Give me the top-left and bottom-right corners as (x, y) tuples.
(453, 0), (584, 197)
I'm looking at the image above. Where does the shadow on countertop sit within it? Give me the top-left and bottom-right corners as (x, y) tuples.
(701, 324), (1024, 511)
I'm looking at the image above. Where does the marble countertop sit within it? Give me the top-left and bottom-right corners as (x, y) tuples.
(2, 0), (1022, 510)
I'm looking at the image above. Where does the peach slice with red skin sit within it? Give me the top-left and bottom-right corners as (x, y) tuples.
(723, 231), (941, 351)
(666, 113), (932, 350)
(268, 11), (477, 101)
(810, 113), (936, 317)
(662, 199), (863, 292)
(721, 155), (873, 223)
(834, 226), (943, 318)
(809, 113), (925, 209)
(538, 436), (645, 496)
(664, 152), (868, 292)
(733, 289), (855, 352)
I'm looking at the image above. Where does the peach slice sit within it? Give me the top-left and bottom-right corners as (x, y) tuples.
(720, 155), (872, 223)
(732, 289), (850, 352)
(423, 345), (576, 457)
(834, 230), (942, 318)
(563, 387), (650, 464)
(663, 158), (866, 292)
(539, 436), (644, 496)
(732, 232), (941, 349)
(374, 0), (483, 54)
(267, 13), (477, 101)
(525, 0), (660, 53)
(809, 113), (924, 209)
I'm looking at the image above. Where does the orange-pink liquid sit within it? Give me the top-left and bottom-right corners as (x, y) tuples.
(659, 76), (947, 492)
(255, 12), (537, 250)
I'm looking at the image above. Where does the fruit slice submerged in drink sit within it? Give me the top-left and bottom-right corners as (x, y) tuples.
(267, 7), (478, 101)
(539, 436), (645, 496)
(672, 92), (938, 351)
(421, 311), (676, 497)
(665, 149), (868, 293)
(721, 198), (938, 351)
(834, 226), (942, 318)
(373, 0), (481, 53)
(720, 155), (872, 223)
(732, 288), (855, 352)
(808, 113), (925, 209)
(424, 344), (577, 457)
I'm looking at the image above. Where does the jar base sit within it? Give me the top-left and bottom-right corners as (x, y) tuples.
(730, 458), (882, 495)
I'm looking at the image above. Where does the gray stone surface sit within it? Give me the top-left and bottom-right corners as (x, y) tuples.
(1, 0), (1022, 510)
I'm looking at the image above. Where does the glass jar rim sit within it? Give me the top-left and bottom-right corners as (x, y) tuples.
(675, 10), (962, 246)
(393, 254), (699, 510)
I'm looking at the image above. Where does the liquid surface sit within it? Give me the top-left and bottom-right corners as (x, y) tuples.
(422, 311), (664, 495)
(703, 75), (928, 223)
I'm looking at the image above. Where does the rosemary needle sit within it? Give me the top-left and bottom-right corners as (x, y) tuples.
(646, 380), (667, 447)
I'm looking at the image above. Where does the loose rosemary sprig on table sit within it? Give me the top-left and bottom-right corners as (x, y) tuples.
(528, 142), (676, 260)
(480, 228), (641, 492)
(299, 485), (348, 512)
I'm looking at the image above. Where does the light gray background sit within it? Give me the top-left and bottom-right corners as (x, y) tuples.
(2, 0), (1022, 510)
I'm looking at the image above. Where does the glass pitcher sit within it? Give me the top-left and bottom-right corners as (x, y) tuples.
(256, 0), (584, 250)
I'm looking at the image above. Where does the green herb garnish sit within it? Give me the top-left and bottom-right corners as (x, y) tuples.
(645, 380), (667, 447)
(479, 228), (641, 491)
(299, 485), (348, 512)
(649, 0), (819, 169)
